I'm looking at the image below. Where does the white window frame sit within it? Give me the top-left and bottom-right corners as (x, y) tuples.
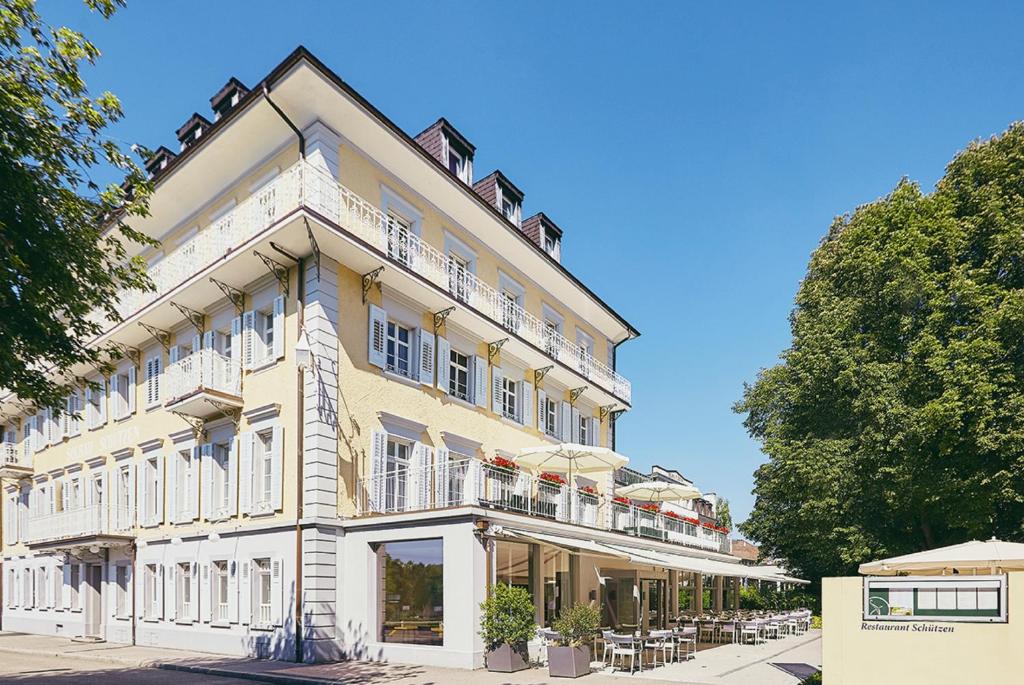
(115, 565), (129, 618)
(212, 559), (230, 623)
(448, 348), (471, 402)
(253, 557), (272, 627)
(385, 320), (414, 379)
(500, 376), (519, 422)
(254, 430), (275, 511)
(176, 561), (192, 621)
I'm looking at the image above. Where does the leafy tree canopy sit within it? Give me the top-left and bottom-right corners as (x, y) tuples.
(0, 0), (154, 413)
(736, 124), (1024, 581)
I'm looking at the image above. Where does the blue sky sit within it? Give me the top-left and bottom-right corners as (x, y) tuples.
(49, 1), (1024, 528)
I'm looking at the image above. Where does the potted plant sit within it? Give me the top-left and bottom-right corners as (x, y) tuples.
(548, 603), (601, 678)
(490, 455), (519, 472)
(539, 472), (567, 486)
(479, 583), (536, 672)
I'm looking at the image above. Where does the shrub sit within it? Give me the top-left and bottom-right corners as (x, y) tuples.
(552, 603), (602, 648)
(801, 672), (822, 685)
(479, 583), (537, 650)
(811, 615), (822, 630)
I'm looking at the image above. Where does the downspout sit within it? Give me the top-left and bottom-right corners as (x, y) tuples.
(130, 540), (137, 645)
(262, 82), (307, 663)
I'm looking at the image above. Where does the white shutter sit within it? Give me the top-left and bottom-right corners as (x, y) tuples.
(97, 377), (107, 425)
(571, 407), (581, 444)
(270, 426), (283, 511)
(189, 446), (200, 520)
(155, 458), (164, 524)
(191, 334), (201, 356)
(166, 454), (178, 523)
(228, 436), (239, 516)
(239, 560), (251, 625)
(77, 563), (86, 611)
(70, 391), (82, 436)
(522, 379), (534, 427)
(166, 564), (176, 621)
(109, 372), (121, 419)
(589, 416), (600, 447)
(491, 366), (503, 414)
(368, 304), (387, 369)
(369, 430), (387, 512)
(168, 345), (181, 365)
(201, 444), (213, 520)
(272, 295), (285, 360)
(418, 330), (435, 386)
(127, 463), (136, 526)
(190, 562), (199, 621)
(60, 477), (69, 513)
(231, 316), (242, 366)
(109, 566), (118, 618)
(242, 311), (255, 370)
(537, 389), (547, 433)
(409, 443), (431, 510)
(203, 331), (215, 350)
(84, 387), (94, 428)
(127, 366), (137, 414)
(145, 356), (161, 407)
(62, 564), (72, 609)
(436, 336), (450, 393)
(227, 559), (239, 623)
(434, 447), (450, 507)
(270, 557), (283, 626)
(473, 356), (487, 407)
(239, 433), (252, 515)
(560, 401), (572, 442)
(138, 463), (149, 526)
(124, 565), (132, 616)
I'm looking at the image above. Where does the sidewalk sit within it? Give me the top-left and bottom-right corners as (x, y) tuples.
(0, 630), (820, 685)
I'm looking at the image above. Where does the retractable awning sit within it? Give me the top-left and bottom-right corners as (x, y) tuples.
(604, 542), (809, 584)
(499, 528), (630, 559)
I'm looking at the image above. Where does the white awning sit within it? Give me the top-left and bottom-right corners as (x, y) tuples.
(604, 542), (808, 584)
(499, 528), (630, 559)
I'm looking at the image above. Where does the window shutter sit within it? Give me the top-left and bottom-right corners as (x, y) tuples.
(367, 304), (387, 369)
(191, 334), (201, 356)
(138, 464), (149, 526)
(201, 444), (213, 520)
(409, 443), (431, 510)
(491, 367), (504, 414)
(522, 379), (534, 427)
(110, 374), (122, 419)
(227, 560), (239, 623)
(165, 564), (176, 621)
(571, 407), (581, 444)
(270, 557), (283, 626)
(435, 337), (450, 393)
(239, 560), (251, 625)
(62, 564), (72, 609)
(76, 563), (86, 611)
(272, 295), (285, 360)
(84, 387), (93, 428)
(61, 397), (71, 438)
(537, 390), (547, 433)
(155, 458), (164, 524)
(369, 430), (387, 512)
(168, 345), (181, 365)
(126, 463), (136, 527)
(203, 331), (215, 350)
(242, 311), (255, 370)
(239, 433), (252, 514)
(434, 447), (450, 507)
(156, 564), (165, 619)
(228, 436), (239, 516)
(166, 454), (178, 523)
(97, 377), (107, 425)
(109, 566), (118, 618)
(231, 316), (242, 366)
(270, 426), (283, 511)
(124, 565), (132, 615)
(589, 416), (600, 447)
(560, 401), (572, 442)
(473, 356), (487, 407)
(191, 562), (201, 622)
(60, 477), (69, 513)
(126, 367), (137, 415)
(417, 330), (435, 386)
(189, 446), (201, 520)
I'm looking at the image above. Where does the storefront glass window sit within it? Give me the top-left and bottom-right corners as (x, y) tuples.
(379, 539), (444, 645)
(542, 547), (571, 626)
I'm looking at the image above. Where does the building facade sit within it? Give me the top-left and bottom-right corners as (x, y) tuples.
(0, 48), (771, 668)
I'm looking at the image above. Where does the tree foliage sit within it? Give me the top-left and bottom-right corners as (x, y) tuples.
(0, 0), (154, 412)
(479, 582), (537, 650)
(717, 497), (732, 531)
(736, 124), (1024, 580)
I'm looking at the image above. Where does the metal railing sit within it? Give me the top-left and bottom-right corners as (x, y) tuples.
(25, 503), (134, 544)
(357, 459), (728, 553)
(164, 348), (241, 402)
(102, 160), (631, 404)
(2, 442), (19, 465)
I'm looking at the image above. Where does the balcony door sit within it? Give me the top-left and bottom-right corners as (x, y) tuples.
(84, 564), (103, 637)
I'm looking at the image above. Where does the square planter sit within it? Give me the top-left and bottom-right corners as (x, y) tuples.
(547, 645), (591, 678)
(486, 642), (529, 672)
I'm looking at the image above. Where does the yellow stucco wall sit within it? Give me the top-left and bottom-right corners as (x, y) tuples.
(822, 573), (1024, 685)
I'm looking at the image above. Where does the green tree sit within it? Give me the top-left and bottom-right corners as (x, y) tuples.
(736, 123), (1024, 581)
(717, 497), (732, 531)
(0, 0), (154, 413)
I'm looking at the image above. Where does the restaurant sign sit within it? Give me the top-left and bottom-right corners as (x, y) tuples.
(863, 575), (1007, 623)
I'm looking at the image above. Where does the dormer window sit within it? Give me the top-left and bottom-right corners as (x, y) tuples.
(522, 213), (563, 263)
(414, 118), (475, 184)
(447, 146), (469, 182)
(474, 171), (524, 227)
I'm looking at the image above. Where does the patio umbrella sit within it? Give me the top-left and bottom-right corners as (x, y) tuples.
(616, 480), (701, 503)
(858, 538), (1024, 576)
(515, 443), (629, 486)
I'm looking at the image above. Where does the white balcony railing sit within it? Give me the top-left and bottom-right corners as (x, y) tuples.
(25, 503), (134, 544)
(105, 160), (630, 403)
(2, 442), (18, 465)
(357, 459), (728, 554)
(164, 349), (241, 402)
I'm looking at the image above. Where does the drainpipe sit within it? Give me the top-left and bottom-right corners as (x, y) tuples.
(130, 540), (137, 645)
(263, 79), (307, 664)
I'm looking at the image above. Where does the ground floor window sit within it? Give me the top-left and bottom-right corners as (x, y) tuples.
(542, 548), (570, 627)
(213, 560), (229, 622)
(378, 539), (443, 645)
(601, 572), (638, 631)
(70, 565), (80, 611)
(254, 558), (272, 625)
(495, 540), (535, 609)
(144, 564), (159, 619)
(115, 566), (128, 616)
(177, 562), (192, 619)
(53, 565), (62, 609)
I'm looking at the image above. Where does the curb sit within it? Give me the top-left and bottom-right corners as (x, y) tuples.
(0, 644), (156, 669)
(155, 661), (343, 685)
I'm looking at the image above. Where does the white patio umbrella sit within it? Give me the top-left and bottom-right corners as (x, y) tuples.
(859, 538), (1024, 576)
(515, 444), (629, 486)
(616, 480), (701, 503)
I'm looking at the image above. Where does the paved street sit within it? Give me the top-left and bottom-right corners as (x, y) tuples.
(0, 650), (256, 684)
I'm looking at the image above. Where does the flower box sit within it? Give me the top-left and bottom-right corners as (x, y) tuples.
(490, 456), (519, 471)
(539, 472), (567, 486)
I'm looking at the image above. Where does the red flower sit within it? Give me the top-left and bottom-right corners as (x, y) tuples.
(579, 485), (598, 496)
(539, 472), (567, 485)
(613, 496), (631, 505)
(684, 517), (700, 526)
(639, 503), (660, 513)
(490, 456), (519, 471)
(664, 510), (682, 520)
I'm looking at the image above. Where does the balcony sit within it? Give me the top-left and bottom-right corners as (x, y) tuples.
(25, 503), (134, 548)
(356, 459), (729, 555)
(164, 349), (242, 418)
(0, 442), (31, 480)
(102, 161), (630, 405)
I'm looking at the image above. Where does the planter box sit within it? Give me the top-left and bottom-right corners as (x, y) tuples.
(486, 642), (529, 672)
(548, 645), (591, 678)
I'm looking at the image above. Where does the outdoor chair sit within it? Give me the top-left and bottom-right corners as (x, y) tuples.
(698, 620), (715, 643)
(739, 621), (761, 645)
(765, 617), (781, 640)
(600, 629), (615, 666)
(675, 626), (697, 661)
(537, 628), (561, 664)
(719, 620), (737, 644)
(644, 629), (675, 666)
(609, 633), (644, 673)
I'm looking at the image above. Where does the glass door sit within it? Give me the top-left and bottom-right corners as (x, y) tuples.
(642, 578), (666, 632)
